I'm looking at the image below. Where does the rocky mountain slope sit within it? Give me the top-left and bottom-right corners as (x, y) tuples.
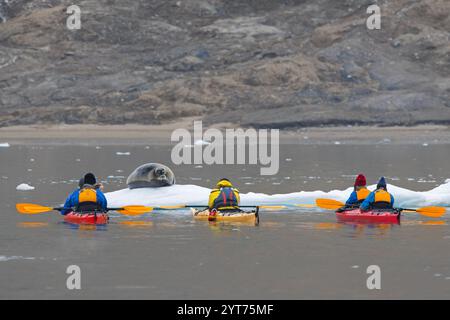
(0, 0), (449, 128)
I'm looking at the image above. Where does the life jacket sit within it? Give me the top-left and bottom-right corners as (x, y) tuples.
(75, 187), (103, 212)
(355, 187), (370, 204)
(372, 189), (393, 209)
(212, 187), (239, 210)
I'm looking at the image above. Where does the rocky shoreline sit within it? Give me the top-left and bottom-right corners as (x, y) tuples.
(0, 0), (449, 128)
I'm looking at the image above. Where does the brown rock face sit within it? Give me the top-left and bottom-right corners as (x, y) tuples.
(0, 0), (449, 128)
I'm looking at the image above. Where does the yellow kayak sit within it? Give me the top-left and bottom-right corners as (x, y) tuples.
(191, 208), (259, 224)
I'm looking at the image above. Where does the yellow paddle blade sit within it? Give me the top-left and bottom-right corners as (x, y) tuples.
(415, 206), (446, 218)
(117, 206), (154, 216)
(16, 203), (54, 214)
(258, 205), (286, 210)
(157, 205), (186, 209)
(315, 198), (345, 210)
(295, 204), (316, 208)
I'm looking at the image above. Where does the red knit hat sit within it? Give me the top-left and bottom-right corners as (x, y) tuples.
(354, 174), (366, 187)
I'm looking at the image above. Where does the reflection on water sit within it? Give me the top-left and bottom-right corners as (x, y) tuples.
(60, 221), (108, 232)
(17, 222), (49, 228)
(118, 220), (154, 228)
(402, 220), (447, 226)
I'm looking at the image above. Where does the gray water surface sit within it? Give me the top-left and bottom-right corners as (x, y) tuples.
(1, 144), (450, 299)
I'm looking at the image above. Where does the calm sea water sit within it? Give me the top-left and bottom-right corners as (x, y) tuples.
(1, 144), (450, 299)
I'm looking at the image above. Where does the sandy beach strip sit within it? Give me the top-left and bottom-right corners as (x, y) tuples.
(1, 121), (449, 145)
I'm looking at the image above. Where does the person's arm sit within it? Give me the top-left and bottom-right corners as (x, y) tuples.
(96, 190), (108, 211)
(345, 191), (357, 205)
(390, 194), (395, 206)
(61, 190), (77, 215)
(360, 192), (374, 210)
(208, 190), (218, 209)
(234, 188), (240, 205)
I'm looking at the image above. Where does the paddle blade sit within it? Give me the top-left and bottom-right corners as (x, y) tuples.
(315, 199), (345, 210)
(157, 205), (187, 210)
(116, 205), (154, 216)
(295, 204), (316, 208)
(415, 206), (446, 218)
(16, 203), (54, 214)
(258, 205), (286, 210)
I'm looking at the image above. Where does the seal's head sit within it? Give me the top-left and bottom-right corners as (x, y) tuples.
(126, 163), (176, 189)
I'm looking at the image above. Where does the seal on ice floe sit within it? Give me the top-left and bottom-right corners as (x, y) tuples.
(126, 163), (176, 189)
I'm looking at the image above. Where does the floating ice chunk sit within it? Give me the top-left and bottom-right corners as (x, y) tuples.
(422, 143), (429, 147)
(334, 141), (341, 145)
(0, 256), (36, 262)
(30, 158), (35, 162)
(195, 165), (203, 168)
(105, 181), (450, 210)
(0, 142), (10, 147)
(116, 152), (130, 155)
(16, 183), (35, 191)
(285, 158), (292, 162)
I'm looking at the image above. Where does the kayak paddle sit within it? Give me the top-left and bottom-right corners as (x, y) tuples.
(156, 204), (288, 210)
(315, 199), (346, 210)
(401, 206), (446, 218)
(315, 199), (446, 218)
(16, 203), (153, 216)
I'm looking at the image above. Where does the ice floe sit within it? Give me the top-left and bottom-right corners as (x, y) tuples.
(106, 181), (450, 209)
(16, 183), (35, 191)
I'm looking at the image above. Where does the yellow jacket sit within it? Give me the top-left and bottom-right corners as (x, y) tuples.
(208, 180), (240, 210)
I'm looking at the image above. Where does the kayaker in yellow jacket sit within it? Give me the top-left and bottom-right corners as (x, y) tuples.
(360, 177), (395, 210)
(208, 178), (240, 210)
(345, 174), (370, 206)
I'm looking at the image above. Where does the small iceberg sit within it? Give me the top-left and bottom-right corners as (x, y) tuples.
(0, 142), (10, 148)
(16, 183), (35, 191)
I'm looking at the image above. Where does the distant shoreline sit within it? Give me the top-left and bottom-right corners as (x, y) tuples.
(1, 122), (449, 145)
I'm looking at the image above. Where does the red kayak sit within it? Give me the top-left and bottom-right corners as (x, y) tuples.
(335, 208), (401, 224)
(64, 211), (109, 225)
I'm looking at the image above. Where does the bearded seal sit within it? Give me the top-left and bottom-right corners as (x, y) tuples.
(126, 163), (176, 189)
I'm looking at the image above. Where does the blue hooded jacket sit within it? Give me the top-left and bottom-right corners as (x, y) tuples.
(360, 177), (394, 210)
(61, 188), (107, 215)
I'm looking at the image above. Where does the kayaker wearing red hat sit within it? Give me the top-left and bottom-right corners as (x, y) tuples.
(360, 176), (394, 210)
(61, 173), (107, 215)
(345, 174), (370, 206)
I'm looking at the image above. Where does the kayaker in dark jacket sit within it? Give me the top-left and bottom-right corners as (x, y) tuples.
(345, 174), (370, 206)
(61, 173), (107, 215)
(360, 177), (394, 210)
(208, 178), (240, 210)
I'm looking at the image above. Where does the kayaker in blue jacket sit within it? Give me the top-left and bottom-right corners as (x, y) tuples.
(360, 177), (394, 210)
(61, 173), (107, 215)
(345, 174), (370, 206)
